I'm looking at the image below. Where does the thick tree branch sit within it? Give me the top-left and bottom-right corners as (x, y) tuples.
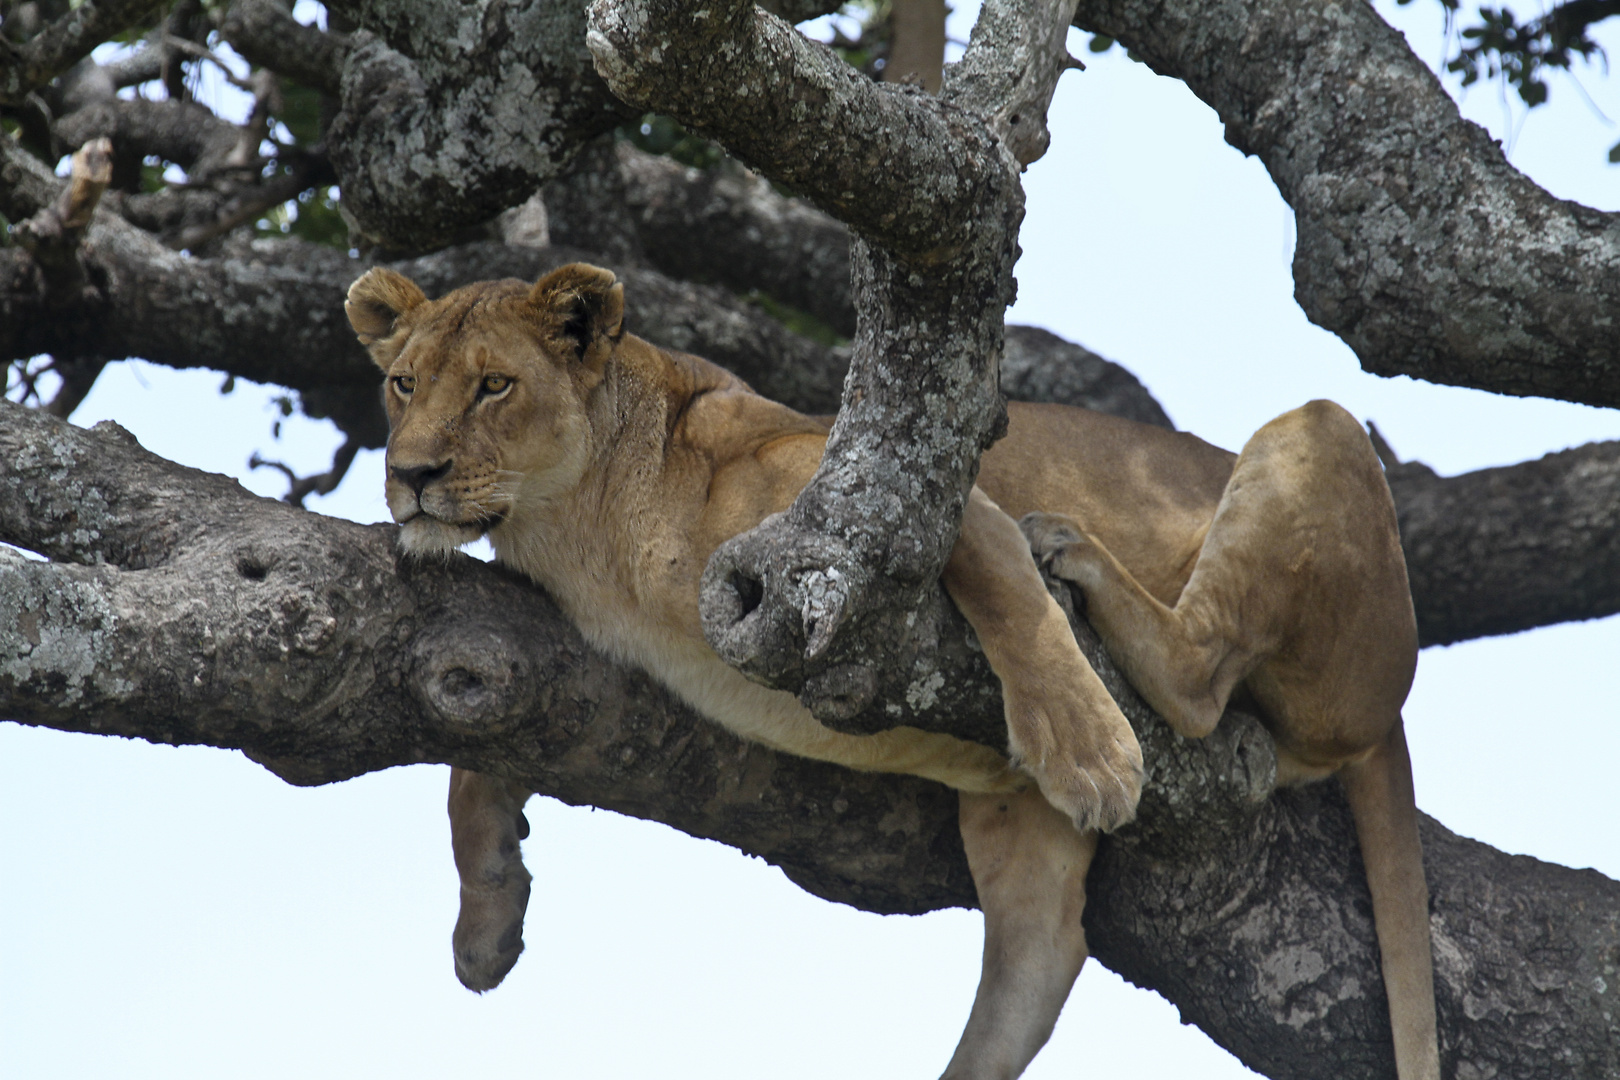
(321, 0), (633, 252)
(220, 0), (350, 98)
(3, 402), (1617, 1079)
(586, 0), (1039, 260)
(1069, 0), (1620, 408)
(589, 0), (1079, 714)
(1392, 440), (1620, 647)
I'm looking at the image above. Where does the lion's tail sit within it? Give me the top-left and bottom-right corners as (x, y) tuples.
(1339, 716), (1440, 1080)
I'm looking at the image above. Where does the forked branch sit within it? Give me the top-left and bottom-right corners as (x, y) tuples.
(589, 0), (1084, 709)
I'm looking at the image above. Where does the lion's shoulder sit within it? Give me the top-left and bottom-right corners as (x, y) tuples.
(656, 346), (831, 459)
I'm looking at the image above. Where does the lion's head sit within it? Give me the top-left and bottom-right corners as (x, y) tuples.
(345, 262), (625, 558)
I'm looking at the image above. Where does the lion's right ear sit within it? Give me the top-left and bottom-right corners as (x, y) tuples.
(346, 268), (428, 357)
(529, 263), (625, 366)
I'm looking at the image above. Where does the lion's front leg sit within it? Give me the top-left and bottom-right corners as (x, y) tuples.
(448, 767), (535, 992)
(943, 488), (1143, 833)
(942, 788), (1096, 1080)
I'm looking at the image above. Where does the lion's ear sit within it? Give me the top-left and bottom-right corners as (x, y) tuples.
(529, 263), (625, 364)
(346, 268), (428, 357)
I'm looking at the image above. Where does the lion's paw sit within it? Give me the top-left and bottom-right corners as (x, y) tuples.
(1006, 686), (1145, 835)
(1022, 737), (1144, 835)
(1019, 512), (1086, 570)
(452, 875), (532, 993)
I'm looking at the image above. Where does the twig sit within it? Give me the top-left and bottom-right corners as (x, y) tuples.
(251, 436), (362, 508)
(160, 33), (258, 93)
(167, 155), (316, 251)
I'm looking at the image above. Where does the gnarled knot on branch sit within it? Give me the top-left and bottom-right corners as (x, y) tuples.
(700, 510), (922, 722)
(410, 620), (539, 732)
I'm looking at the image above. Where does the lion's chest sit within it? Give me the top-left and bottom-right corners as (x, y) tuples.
(495, 520), (821, 754)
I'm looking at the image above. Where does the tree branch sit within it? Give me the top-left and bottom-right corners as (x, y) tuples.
(2, 139), (853, 416)
(586, 0), (1041, 260)
(3, 400), (1617, 1079)
(1001, 324), (1172, 428)
(0, 0), (166, 106)
(54, 96), (249, 180)
(221, 0), (351, 98)
(1391, 440), (1620, 647)
(595, 141), (856, 338)
(321, 0), (633, 252)
(1069, 0), (1620, 408)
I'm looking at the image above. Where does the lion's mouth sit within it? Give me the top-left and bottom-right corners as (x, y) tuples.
(398, 506), (505, 531)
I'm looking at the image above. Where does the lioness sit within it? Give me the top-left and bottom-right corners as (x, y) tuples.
(347, 262), (1438, 1080)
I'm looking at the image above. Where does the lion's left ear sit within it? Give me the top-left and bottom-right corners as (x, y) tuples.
(530, 263), (625, 364)
(346, 268), (428, 359)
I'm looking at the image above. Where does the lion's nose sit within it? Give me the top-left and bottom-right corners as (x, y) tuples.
(392, 460), (452, 497)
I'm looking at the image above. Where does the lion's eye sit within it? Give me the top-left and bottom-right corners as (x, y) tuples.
(392, 375), (416, 396)
(480, 375), (512, 397)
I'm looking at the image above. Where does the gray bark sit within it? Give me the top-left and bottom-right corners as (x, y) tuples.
(4, 400), (1617, 1080)
(323, 0), (633, 252)
(1068, 0), (1620, 409)
(1391, 443), (1620, 648)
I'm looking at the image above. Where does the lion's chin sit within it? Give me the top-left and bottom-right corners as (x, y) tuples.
(397, 517), (488, 561)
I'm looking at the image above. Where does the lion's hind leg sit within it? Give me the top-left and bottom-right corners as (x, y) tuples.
(941, 788), (1096, 1080)
(448, 767), (535, 992)
(1021, 511), (1234, 740)
(1030, 401), (1435, 1079)
(1024, 400), (1414, 752)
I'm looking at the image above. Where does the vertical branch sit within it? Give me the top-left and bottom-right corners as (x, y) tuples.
(588, 0), (1085, 711)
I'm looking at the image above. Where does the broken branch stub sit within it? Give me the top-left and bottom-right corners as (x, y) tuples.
(11, 137), (113, 302)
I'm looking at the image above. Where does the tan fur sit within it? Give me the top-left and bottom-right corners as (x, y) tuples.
(1019, 401), (1437, 1080)
(348, 263), (1435, 1080)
